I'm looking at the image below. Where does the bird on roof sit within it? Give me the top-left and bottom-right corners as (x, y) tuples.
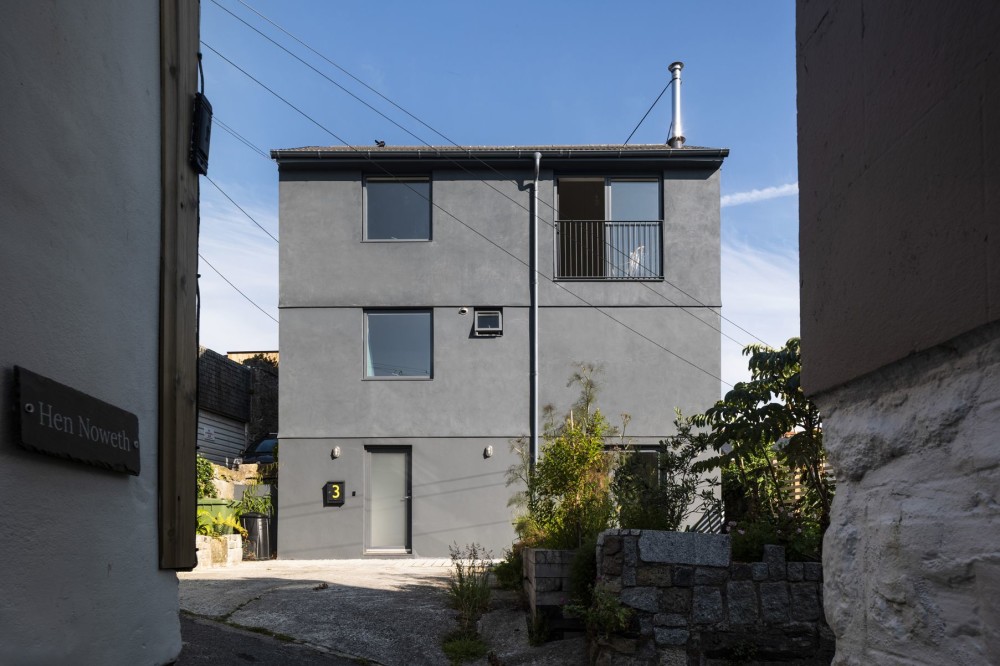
(375, 140), (386, 147)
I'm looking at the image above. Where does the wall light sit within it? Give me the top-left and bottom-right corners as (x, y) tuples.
(330, 446), (342, 460)
(483, 445), (494, 459)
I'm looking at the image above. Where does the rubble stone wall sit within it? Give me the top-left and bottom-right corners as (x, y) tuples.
(594, 530), (834, 665)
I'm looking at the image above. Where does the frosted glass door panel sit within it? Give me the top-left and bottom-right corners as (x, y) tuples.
(369, 450), (409, 550)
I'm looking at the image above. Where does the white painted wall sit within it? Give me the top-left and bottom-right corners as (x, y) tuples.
(817, 324), (1000, 664)
(0, 3), (182, 664)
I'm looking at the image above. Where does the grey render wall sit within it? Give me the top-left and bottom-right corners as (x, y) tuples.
(797, 0), (1000, 395)
(797, 1), (1000, 663)
(0, 3), (181, 663)
(277, 153), (722, 557)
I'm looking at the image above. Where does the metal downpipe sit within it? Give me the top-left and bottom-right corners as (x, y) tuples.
(531, 152), (541, 469)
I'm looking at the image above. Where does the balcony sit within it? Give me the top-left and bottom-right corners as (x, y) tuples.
(555, 220), (662, 280)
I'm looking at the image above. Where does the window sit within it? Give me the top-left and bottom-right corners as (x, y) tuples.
(556, 177), (662, 280)
(364, 177), (431, 240)
(473, 309), (503, 336)
(364, 310), (432, 378)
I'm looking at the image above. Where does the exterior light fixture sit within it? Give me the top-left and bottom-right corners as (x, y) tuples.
(330, 446), (341, 460)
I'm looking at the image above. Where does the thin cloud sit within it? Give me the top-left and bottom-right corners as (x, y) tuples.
(721, 182), (798, 208)
(720, 240), (800, 390)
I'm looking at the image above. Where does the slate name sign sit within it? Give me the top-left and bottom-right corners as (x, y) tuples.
(323, 481), (346, 507)
(16, 366), (141, 476)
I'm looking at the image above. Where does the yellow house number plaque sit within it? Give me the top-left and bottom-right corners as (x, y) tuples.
(323, 481), (346, 507)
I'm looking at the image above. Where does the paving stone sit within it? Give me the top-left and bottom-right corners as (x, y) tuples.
(786, 561), (804, 581)
(751, 562), (769, 581)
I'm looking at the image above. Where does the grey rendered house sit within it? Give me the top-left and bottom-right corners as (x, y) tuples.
(272, 143), (727, 558)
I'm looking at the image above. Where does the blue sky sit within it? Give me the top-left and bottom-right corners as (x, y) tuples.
(197, 0), (800, 391)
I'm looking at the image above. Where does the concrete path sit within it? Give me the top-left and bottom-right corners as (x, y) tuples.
(177, 559), (586, 666)
(179, 559), (454, 665)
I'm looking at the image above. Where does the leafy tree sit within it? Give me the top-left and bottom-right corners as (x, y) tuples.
(691, 338), (833, 535)
(507, 364), (616, 549)
(613, 412), (720, 531)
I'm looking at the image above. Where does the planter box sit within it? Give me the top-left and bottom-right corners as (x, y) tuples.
(523, 547), (580, 634)
(195, 534), (243, 569)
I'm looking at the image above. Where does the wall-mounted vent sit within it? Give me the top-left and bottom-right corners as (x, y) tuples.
(474, 309), (502, 337)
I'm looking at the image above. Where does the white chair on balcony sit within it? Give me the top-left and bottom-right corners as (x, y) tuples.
(626, 245), (645, 277)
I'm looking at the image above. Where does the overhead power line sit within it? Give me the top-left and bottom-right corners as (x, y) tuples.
(214, 116), (270, 160)
(205, 175), (279, 243)
(202, 41), (731, 387)
(207, 3), (771, 349)
(199, 253), (279, 324)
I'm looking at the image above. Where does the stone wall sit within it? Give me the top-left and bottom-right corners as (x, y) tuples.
(815, 323), (1000, 664)
(595, 530), (834, 665)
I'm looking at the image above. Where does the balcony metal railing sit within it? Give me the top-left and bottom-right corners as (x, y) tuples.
(556, 220), (663, 280)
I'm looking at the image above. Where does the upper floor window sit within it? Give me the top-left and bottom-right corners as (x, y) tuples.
(364, 309), (433, 378)
(556, 177), (662, 280)
(364, 177), (431, 241)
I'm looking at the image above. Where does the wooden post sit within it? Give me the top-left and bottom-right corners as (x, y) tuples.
(158, 0), (200, 570)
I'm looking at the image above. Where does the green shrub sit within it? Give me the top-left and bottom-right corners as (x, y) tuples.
(446, 543), (493, 632)
(230, 475), (272, 517)
(492, 545), (524, 591)
(612, 413), (720, 531)
(506, 364), (616, 550)
(196, 454), (217, 499)
(565, 581), (633, 639)
(730, 508), (822, 561)
(441, 629), (489, 665)
(529, 409), (615, 549)
(568, 535), (598, 607)
(196, 509), (247, 538)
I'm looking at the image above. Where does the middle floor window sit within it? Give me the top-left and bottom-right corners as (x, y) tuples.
(364, 309), (433, 378)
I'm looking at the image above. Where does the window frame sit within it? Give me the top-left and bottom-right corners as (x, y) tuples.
(473, 308), (503, 337)
(553, 175), (664, 282)
(362, 176), (432, 242)
(555, 176), (663, 222)
(363, 308), (434, 380)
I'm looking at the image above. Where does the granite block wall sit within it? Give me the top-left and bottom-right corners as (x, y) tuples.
(593, 530), (834, 665)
